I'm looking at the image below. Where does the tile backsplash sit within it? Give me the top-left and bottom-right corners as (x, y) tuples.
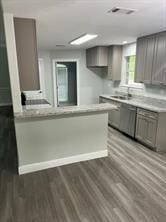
(103, 80), (166, 101)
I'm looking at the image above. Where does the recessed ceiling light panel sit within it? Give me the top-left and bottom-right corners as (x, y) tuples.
(70, 34), (98, 45)
(123, 41), (128, 44)
(108, 7), (137, 15)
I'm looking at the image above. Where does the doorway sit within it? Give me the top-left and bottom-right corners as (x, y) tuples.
(54, 61), (78, 107)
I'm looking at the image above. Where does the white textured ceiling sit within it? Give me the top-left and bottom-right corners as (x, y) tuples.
(2, 0), (166, 50)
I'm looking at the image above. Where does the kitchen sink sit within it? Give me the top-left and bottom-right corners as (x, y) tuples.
(110, 95), (130, 100)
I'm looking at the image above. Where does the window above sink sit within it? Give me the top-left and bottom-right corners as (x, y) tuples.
(120, 43), (143, 89)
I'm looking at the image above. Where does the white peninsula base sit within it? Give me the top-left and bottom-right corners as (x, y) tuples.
(14, 104), (115, 175)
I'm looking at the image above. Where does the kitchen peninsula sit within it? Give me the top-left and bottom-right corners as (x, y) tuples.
(14, 103), (116, 175)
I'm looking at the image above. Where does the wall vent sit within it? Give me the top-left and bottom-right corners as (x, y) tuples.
(108, 7), (137, 15)
(56, 45), (66, 47)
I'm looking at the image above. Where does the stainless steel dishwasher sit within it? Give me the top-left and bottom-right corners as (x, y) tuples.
(119, 104), (136, 137)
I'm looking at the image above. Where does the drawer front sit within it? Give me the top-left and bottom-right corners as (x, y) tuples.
(137, 108), (158, 120)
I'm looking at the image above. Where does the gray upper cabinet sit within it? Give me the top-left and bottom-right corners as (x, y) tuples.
(14, 18), (40, 91)
(144, 35), (155, 84)
(152, 32), (166, 85)
(86, 46), (108, 67)
(135, 37), (147, 83)
(107, 45), (122, 81)
(135, 31), (166, 85)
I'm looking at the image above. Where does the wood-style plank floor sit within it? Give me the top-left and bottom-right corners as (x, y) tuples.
(1, 125), (166, 222)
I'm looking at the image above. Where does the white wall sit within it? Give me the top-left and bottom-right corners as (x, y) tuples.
(38, 49), (104, 106)
(15, 112), (108, 174)
(38, 51), (53, 104)
(3, 13), (22, 112)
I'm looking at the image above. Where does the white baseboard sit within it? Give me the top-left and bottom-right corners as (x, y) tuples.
(19, 150), (108, 175)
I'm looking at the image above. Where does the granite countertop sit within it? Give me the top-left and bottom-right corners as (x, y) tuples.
(15, 103), (117, 119)
(100, 94), (166, 113)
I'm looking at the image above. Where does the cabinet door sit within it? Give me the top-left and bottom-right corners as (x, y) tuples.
(86, 47), (108, 67)
(109, 106), (121, 129)
(107, 46), (113, 80)
(135, 115), (147, 142)
(98, 47), (108, 66)
(108, 109), (114, 125)
(107, 46), (122, 81)
(135, 38), (147, 83)
(152, 32), (166, 85)
(144, 118), (157, 148)
(144, 36), (155, 84)
(99, 97), (121, 128)
(86, 47), (98, 67)
(14, 18), (40, 91)
(136, 114), (157, 148)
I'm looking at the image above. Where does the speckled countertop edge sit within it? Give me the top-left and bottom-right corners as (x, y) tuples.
(14, 103), (117, 119)
(100, 95), (166, 113)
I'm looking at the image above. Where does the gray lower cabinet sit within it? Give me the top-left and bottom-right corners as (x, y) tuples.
(99, 97), (121, 129)
(136, 111), (157, 149)
(108, 104), (121, 128)
(135, 108), (166, 152)
(100, 97), (166, 152)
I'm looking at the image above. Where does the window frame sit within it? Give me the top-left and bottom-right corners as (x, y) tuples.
(120, 54), (143, 89)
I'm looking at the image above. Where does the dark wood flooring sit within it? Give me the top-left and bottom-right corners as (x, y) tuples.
(1, 123), (166, 222)
(0, 106), (18, 173)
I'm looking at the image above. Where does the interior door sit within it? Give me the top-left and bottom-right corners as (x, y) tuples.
(56, 65), (68, 105)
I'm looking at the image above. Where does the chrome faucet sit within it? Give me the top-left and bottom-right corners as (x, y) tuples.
(127, 87), (132, 99)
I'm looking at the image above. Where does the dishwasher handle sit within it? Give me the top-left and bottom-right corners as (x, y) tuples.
(121, 104), (136, 111)
(129, 108), (137, 111)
